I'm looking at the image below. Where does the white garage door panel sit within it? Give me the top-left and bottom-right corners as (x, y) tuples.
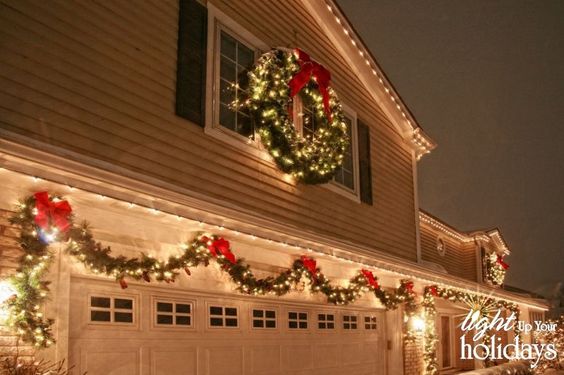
(81, 347), (140, 375)
(151, 349), (197, 375)
(204, 346), (244, 375)
(248, 345), (281, 375)
(69, 279), (387, 375)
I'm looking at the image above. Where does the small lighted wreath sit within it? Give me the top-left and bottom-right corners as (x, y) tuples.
(246, 48), (349, 184)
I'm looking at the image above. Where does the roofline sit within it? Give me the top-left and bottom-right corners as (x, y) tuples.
(301, 0), (436, 160)
(419, 210), (510, 254)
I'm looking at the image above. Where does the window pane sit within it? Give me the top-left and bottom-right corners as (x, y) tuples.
(220, 79), (235, 106)
(298, 313), (307, 320)
(253, 309), (264, 318)
(236, 112), (253, 137)
(114, 312), (133, 323)
(114, 299), (133, 310)
(288, 312), (297, 320)
(91, 310), (111, 322)
(327, 322), (334, 329)
(265, 310), (276, 319)
(265, 320), (276, 328)
(327, 315), (334, 321)
(220, 104), (236, 131)
(226, 318), (238, 327)
(318, 322), (326, 329)
(225, 308), (237, 316)
(210, 306), (223, 315)
(289, 321), (297, 329)
(176, 304), (191, 314)
(91, 297), (110, 308)
(220, 32), (236, 60)
(210, 317), (223, 326)
(318, 314), (324, 321)
(157, 302), (173, 312)
(238, 45), (254, 69)
(344, 316), (350, 322)
(176, 316), (191, 326)
(157, 315), (173, 325)
(220, 56), (236, 82)
(299, 321), (307, 329)
(351, 323), (357, 329)
(253, 320), (264, 328)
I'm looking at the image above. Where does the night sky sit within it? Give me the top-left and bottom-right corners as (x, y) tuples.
(337, 0), (563, 296)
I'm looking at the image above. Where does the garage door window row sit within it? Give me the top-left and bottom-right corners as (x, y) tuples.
(88, 295), (379, 332)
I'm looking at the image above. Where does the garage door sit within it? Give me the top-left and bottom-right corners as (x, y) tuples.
(69, 277), (387, 375)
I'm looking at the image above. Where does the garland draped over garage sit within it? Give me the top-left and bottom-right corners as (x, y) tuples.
(1, 191), (522, 375)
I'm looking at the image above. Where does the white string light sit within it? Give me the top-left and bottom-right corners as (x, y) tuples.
(3, 167), (544, 309)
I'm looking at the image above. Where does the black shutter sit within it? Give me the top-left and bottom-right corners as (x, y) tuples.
(358, 120), (373, 205)
(175, 0), (207, 126)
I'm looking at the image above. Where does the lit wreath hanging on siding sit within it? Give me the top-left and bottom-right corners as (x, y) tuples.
(246, 48), (349, 184)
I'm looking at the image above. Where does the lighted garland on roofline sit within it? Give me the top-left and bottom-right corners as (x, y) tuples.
(4, 191), (417, 348)
(244, 48), (349, 184)
(421, 285), (521, 375)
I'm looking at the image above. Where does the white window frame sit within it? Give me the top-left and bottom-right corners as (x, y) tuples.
(153, 298), (194, 329)
(316, 312), (336, 331)
(207, 303), (239, 329)
(363, 314), (378, 330)
(88, 294), (135, 326)
(205, 3), (269, 159)
(287, 310), (309, 330)
(342, 313), (359, 330)
(250, 306), (278, 330)
(322, 104), (361, 202)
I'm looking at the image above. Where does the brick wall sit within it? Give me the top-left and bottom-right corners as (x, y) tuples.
(404, 337), (424, 375)
(0, 208), (34, 363)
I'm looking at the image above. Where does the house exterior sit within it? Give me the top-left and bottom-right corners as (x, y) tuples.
(0, 1), (548, 374)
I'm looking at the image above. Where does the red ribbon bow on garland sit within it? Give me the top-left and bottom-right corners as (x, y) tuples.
(428, 286), (438, 297)
(288, 49), (333, 121)
(361, 269), (379, 289)
(404, 281), (415, 293)
(496, 255), (509, 270)
(201, 236), (237, 265)
(300, 255), (318, 280)
(33, 191), (72, 234)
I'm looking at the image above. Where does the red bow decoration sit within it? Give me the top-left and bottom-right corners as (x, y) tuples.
(207, 237), (236, 265)
(404, 281), (415, 293)
(428, 286), (438, 296)
(361, 269), (379, 289)
(288, 49), (333, 121)
(119, 278), (128, 289)
(496, 255), (509, 270)
(33, 191), (72, 234)
(300, 255), (318, 280)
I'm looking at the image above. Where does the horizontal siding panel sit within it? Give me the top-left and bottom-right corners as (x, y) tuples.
(0, 0), (418, 261)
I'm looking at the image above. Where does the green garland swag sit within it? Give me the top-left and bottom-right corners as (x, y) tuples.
(246, 48), (349, 184)
(421, 285), (521, 375)
(4, 192), (417, 348)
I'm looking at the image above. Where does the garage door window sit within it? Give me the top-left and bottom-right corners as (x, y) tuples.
(155, 300), (193, 327)
(209, 305), (238, 328)
(364, 315), (378, 330)
(288, 311), (308, 329)
(252, 309), (276, 329)
(318, 313), (335, 329)
(89, 296), (134, 324)
(343, 315), (358, 329)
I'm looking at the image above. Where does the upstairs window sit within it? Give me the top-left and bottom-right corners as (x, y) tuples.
(217, 29), (256, 138)
(332, 115), (356, 191)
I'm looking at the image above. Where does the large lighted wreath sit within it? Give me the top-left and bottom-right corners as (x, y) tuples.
(246, 48), (349, 184)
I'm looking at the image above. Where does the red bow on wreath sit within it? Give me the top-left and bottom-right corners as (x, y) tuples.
(428, 285), (438, 297)
(300, 255), (318, 280)
(33, 191), (72, 234)
(201, 236), (236, 265)
(361, 269), (379, 289)
(496, 255), (509, 270)
(288, 49), (333, 121)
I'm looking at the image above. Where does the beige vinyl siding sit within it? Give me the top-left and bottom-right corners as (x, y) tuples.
(420, 224), (478, 281)
(0, 0), (417, 260)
